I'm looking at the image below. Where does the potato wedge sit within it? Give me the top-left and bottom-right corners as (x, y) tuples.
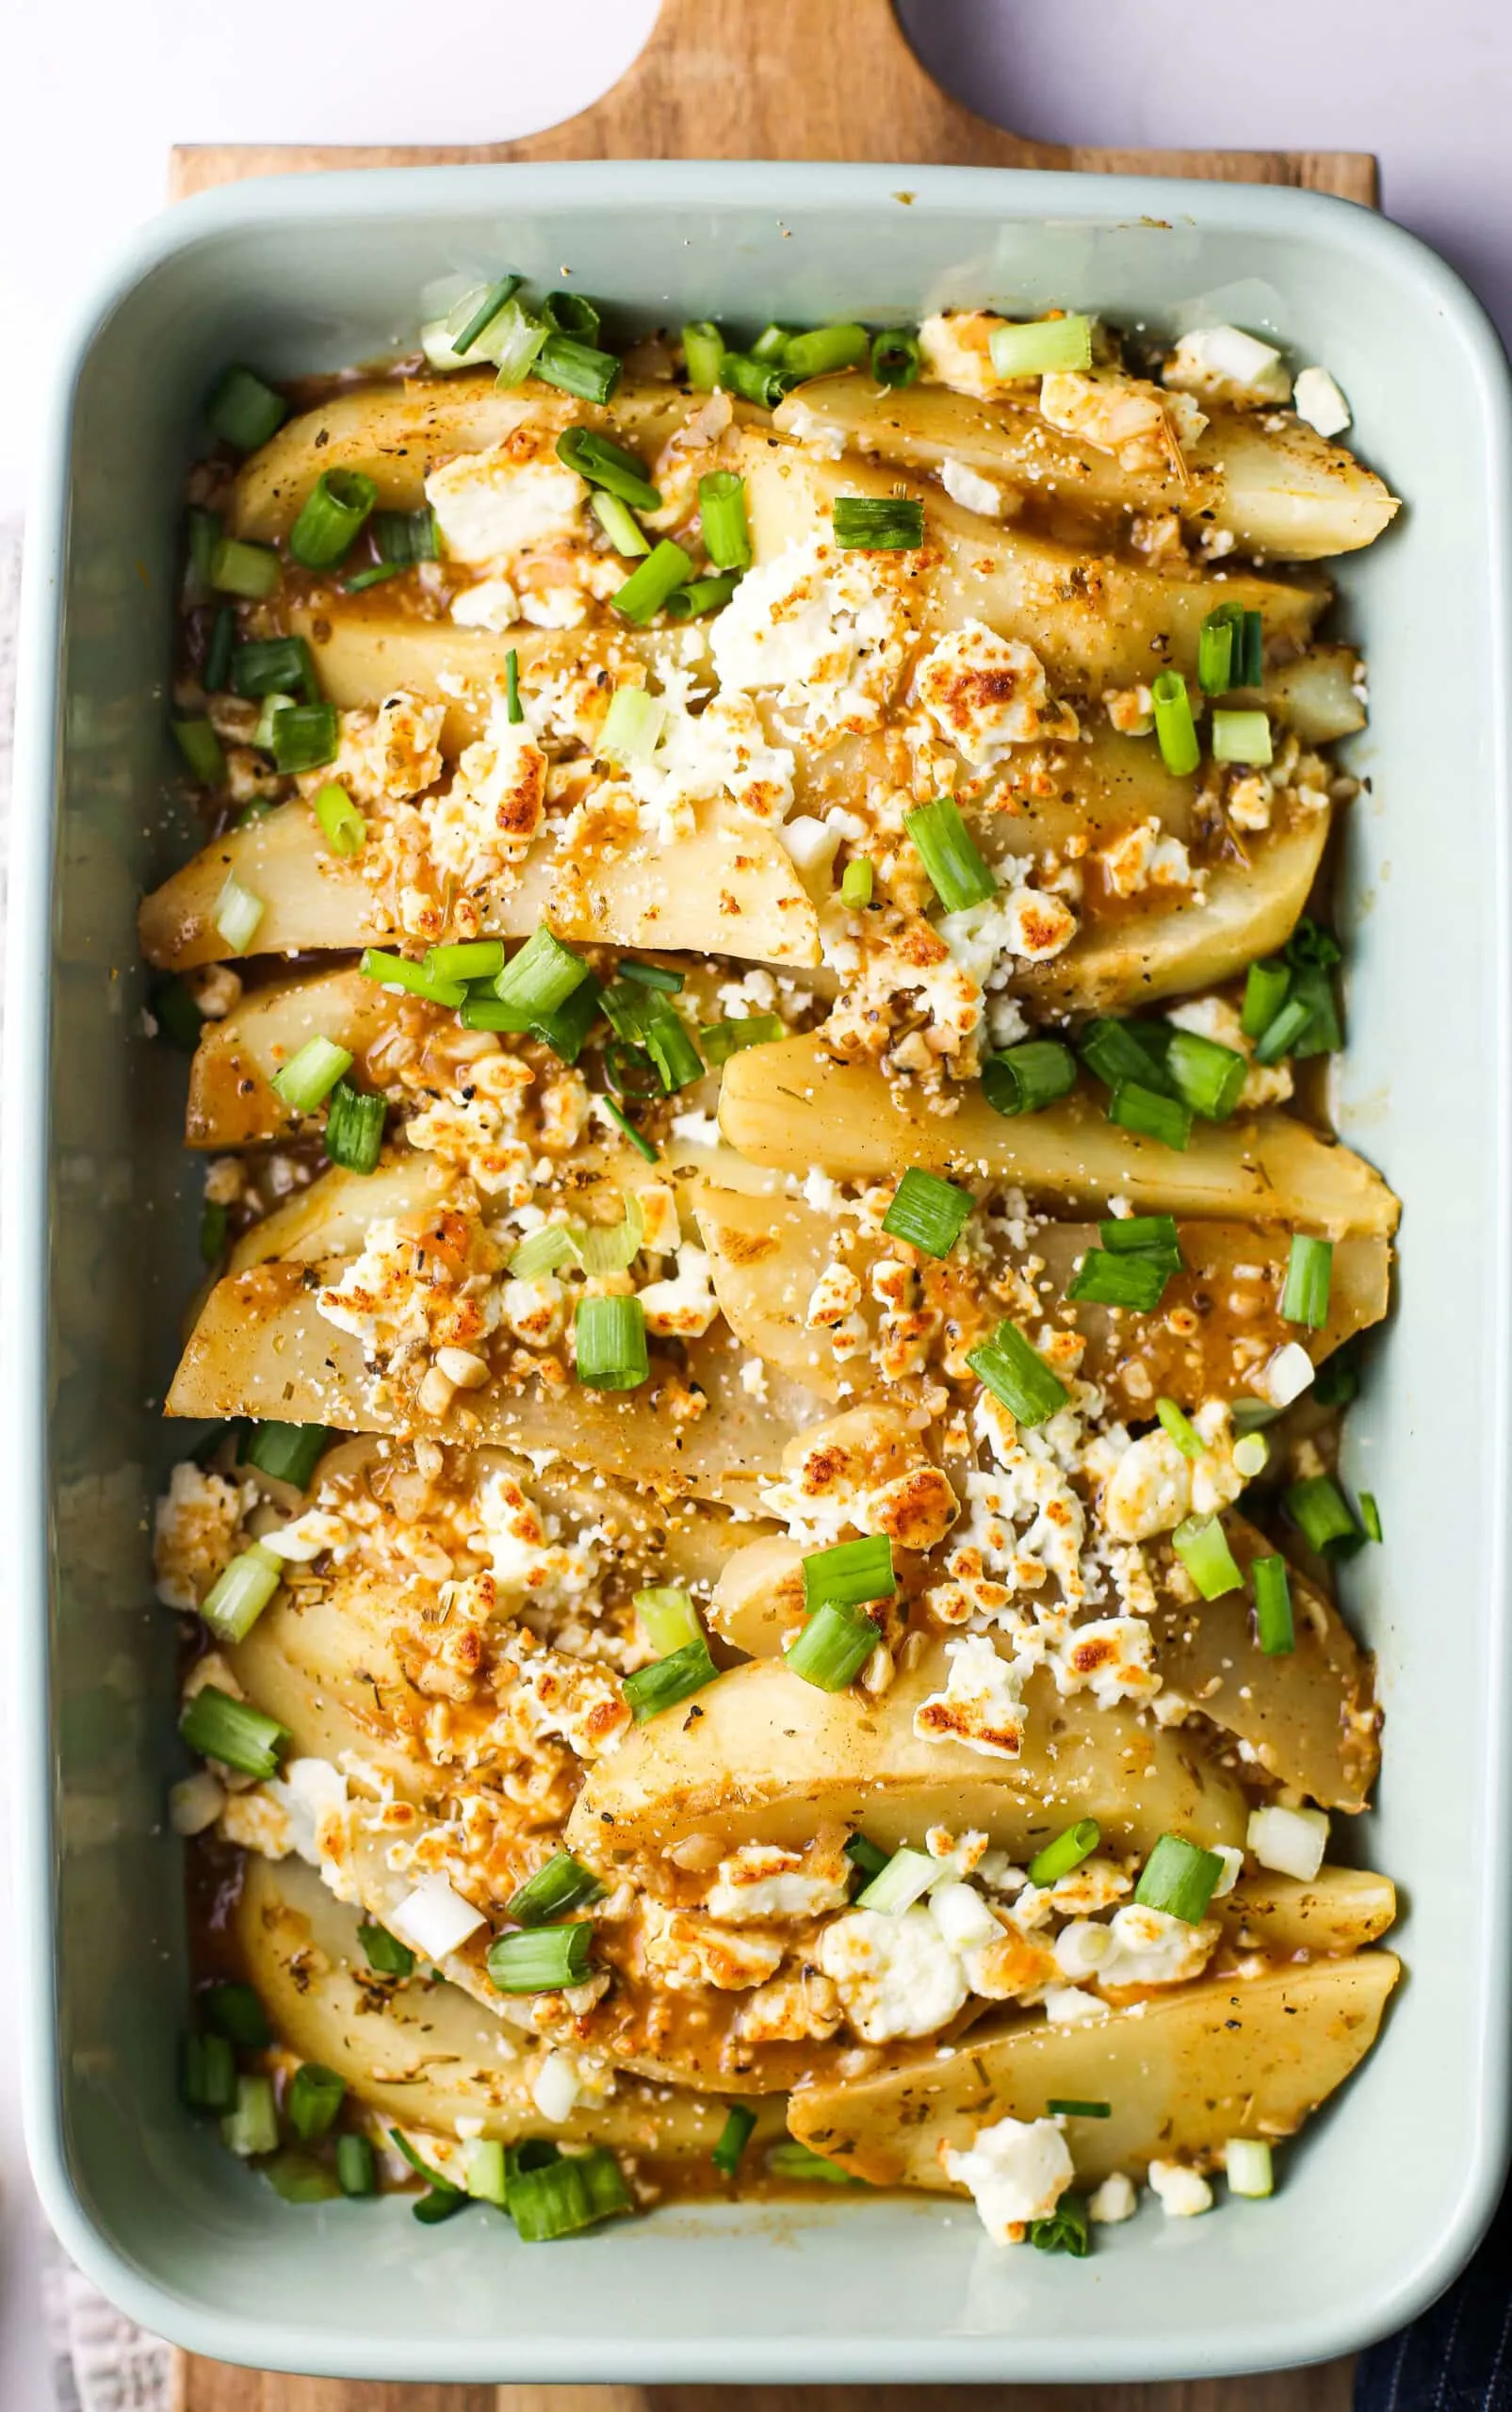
(773, 377), (1398, 561)
(565, 1645), (1248, 1879)
(718, 1036), (1401, 1239)
(695, 1188), (1388, 1411)
(787, 1950), (1398, 2187)
(740, 443), (1328, 695)
(186, 964), (397, 1149)
(1220, 1866), (1396, 1958)
(237, 1852), (788, 2155)
(138, 791), (820, 971)
(1150, 1513), (1379, 1811)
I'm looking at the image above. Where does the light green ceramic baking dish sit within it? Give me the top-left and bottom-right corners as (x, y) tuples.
(7, 159), (1512, 2386)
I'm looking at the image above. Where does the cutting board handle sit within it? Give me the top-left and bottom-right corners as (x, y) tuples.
(171, 0), (1375, 202)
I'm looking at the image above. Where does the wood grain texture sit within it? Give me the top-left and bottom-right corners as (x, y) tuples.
(177, 2363), (1357, 2412)
(168, 8), (1369, 2407)
(168, 0), (1374, 203)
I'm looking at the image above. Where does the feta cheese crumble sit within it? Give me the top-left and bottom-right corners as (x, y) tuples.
(942, 2114), (1076, 2244)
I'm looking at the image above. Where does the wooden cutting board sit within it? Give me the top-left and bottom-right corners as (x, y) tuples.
(171, 3), (1370, 2402)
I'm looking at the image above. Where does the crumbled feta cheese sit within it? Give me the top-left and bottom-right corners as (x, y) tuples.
(475, 1467), (599, 1605)
(506, 1642), (629, 1758)
(1088, 2171), (1138, 2225)
(705, 1843), (850, 1924)
(1148, 2159), (1214, 2218)
(642, 1904), (784, 1993)
(1041, 371), (1202, 461)
(530, 2051), (581, 2124)
(317, 1214), (504, 1366)
(259, 1508), (350, 1563)
(915, 622), (1075, 764)
(941, 881), (1078, 981)
(426, 435), (584, 563)
(1246, 1803), (1329, 1882)
(1099, 1427), (1193, 1542)
(1097, 816), (1195, 900)
(1041, 1983), (1106, 2023)
(297, 694), (445, 811)
(267, 1756), (350, 1880)
(778, 814), (841, 877)
(390, 1874), (488, 1960)
(1260, 1342), (1316, 1409)
(942, 2114), (1076, 2244)
(450, 576), (522, 632)
(153, 1461), (253, 1611)
(783, 400), (846, 460)
(1091, 1903), (1221, 1991)
(424, 704), (548, 887)
(1163, 326), (1291, 407)
(914, 1635), (1028, 1760)
(918, 311), (1013, 399)
(638, 1243), (720, 1339)
(709, 534), (913, 744)
(940, 456), (1006, 518)
(1052, 1615), (1160, 1709)
(1293, 367), (1352, 439)
(817, 1904), (969, 2041)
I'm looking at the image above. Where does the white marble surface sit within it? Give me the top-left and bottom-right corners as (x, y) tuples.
(2, 3), (1508, 2398)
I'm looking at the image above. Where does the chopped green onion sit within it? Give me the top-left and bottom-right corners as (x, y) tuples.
(683, 320), (724, 390)
(751, 323), (793, 362)
(171, 719), (226, 788)
(1242, 960), (1290, 1040)
(287, 2062), (345, 2144)
(840, 856), (874, 909)
(1166, 1027), (1248, 1122)
(634, 1585), (704, 1655)
(1226, 2139), (1275, 2199)
(699, 1014), (783, 1066)
(871, 329), (922, 387)
(1235, 609), (1265, 689)
(717, 351), (793, 409)
(1173, 1513), (1244, 1600)
(600, 1096), (658, 1162)
(833, 495), (926, 550)
(1133, 1833), (1224, 1924)
(786, 1601), (880, 1692)
(882, 1165), (973, 1257)
(451, 274), (524, 357)
(1065, 1247), (1172, 1311)
(222, 2073), (279, 2159)
(1286, 1475), (1362, 1559)
(150, 975), (204, 1052)
(904, 795), (996, 912)
(575, 1192), (644, 1279)
(592, 491), (651, 557)
(341, 563), (405, 593)
(311, 781), (366, 856)
(802, 1534), (896, 1614)
(666, 572), (741, 620)
(1156, 1396), (1205, 1459)
(642, 1003), (703, 1094)
(1212, 709), (1274, 766)
(575, 1294), (649, 1391)
(1026, 1819), (1100, 1886)
(504, 647), (524, 724)
(270, 702), (338, 775)
(1251, 1555), (1294, 1655)
(712, 2105), (757, 2176)
(1151, 670), (1200, 777)
(205, 365), (287, 453)
(967, 1318), (1070, 1426)
(782, 322), (870, 381)
(463, 2138), (508, 2206)
(1251, 995), (1310, 1068)
(357, 1922), (415, 1979)
(1108, 1081), (1193, 1150)
(1048, 2099), (1112, 2120)
(556, 426), (661, 513)
(1080, 1017), (1176, 1097)
(336, 2134), (377, 2197)
(210, 537), (281, 602)
(1029, 2198), (1091, 2257)
(605, 1040), (657, 1099)
(535, 334), (622, 405)
(1277, 920), (1343, 1058)
(252, 691), (296, 751)
(373, 507), (439, 565)
(487, 1922), (595, 1996)
(488, 299), (548, 389)
(324, 1082), (386, 1176)
(200, 1544), (283, 1644)
(844, 1833), (891, 1886)
(233, 634), (316, 700)
(624, 1637), (720, 1722)
(263, 2152), (342, 2204)
(241, 1419), (329, 1488)
(496, 926), (592, 1016)
(1196, 611), (1235, 697)
(180, 2031), (236, 2115)
(187, 507), (220, 601)
(766, 2142), (864, 2186)
(982, 1039), (1077, 1118)
(508, 1225), (577, 1280)
(358, 948), (466, 1008)
(698, 469), (752, 570)
(203, 605), (236, 693)
(213, 872), (265, 953)
(200, 1200), (229, 1265)
(598, 686), (667, 767)
(854, 1847), (937, 1915)
(1101, 1213), (1182, 1262)
(505, 1850), (606, 1928)
(289, 469), (378, 570)
(541, 290), (601, 342)
(1280, 1233), (1333, 1329)
(987, 315), (1094, 377)
(181, 1686), (290, 1779)
(271, 1035), (353, 1116)
(507, 2143), (631, 2241)
(389, 2127), (463, 2200)
(610, 539), (694, 625)
(425, 937), (505, 984)
(203, 1980), (271, 2049)
(1361, 1491), (1383, 1543)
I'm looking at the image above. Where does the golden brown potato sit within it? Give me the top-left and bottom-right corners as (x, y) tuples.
(1219, 1866), (1396, 1958)
(787, 1950), (1399, 2187)
(772, 376), (1399, 561)
(565, 1643), (1248, 1880)
(718, 1036), (1400, 1239)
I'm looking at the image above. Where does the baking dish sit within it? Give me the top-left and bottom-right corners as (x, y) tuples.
(7, 158), (1512, 2387)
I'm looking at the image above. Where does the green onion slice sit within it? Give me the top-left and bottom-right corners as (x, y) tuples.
(1172, 1513), (1244, 1600)
(782, 322), (870, 381)
(312, 781), (366, 856)
(389, 2127), (463, 2195)
(712, 2105), (757, 2176)
(150, 975), (204, 1052)
(591, 491), (651, 557)
(624, 1637), (719, 1723)
(205, 365), (287, 452)
(666, 573), (742, 620)
(698, 469), (752, 569)
(833, 495), (926, 550)
(213, 872), (265, 954)
(287, 2062), (346, 2144)
(881, 1166), (973, 1257)
(802, 1534), (896, 1614)
(239, 1418), (323, 1491)
(171, 719), (226, 789)
(200, 1200), (229, 1266)
(180, 2031), (237, 2116)
(600, 1096), (659, 1163)
(1251, 1555), (1294, 1655)
(358, 1922), (415, 1979)
(358, 948), (466, 1008)
(598, 685), (667, 767)
(1361, 1491), (1383, 1543)
(289, 469), (378, 570)
(1280, 1233), (1333, 1329)
(717, 351), (794, 409)
(541, 290), (601, 342)
(1101, 1213), (1182, 1261)
(1242, 959), (1290, 1040)
(222, 2074), (279, 2159)
(633, 1585), (703, 1655)
(463, 2137), (508, 2206)
(1108, 1081), (1193, 1151)
(840, 856), (874, 909)
(987, 315), (1094, 377)
(270, 702), (339, 775)
(967, 1318), (1070, 1426)
(200, 1545), (283, 1644)
(574, 1294), (649, 1391)
(496, 926), (592, 1016)
(844, 1833), (890, 1885)
(1065, 1248), (1171, 1311)
(535, 334), (622, 405)
(450, 274), (524, 358)
(1029, 2199), (1091, 2257)
(324, 1082), (386, 1176)
(505, 1850), (607, 1928)
(210, 537), (281, 602)
(699, 1014), (783, 1067)
(373, 506), (440, 565)
(202, 1980), (271, 2048)
(854, 1847), (937, 1916)
(1156, 1396), (1205, 1460)
(1151, 670), (1200, 778)
(683, 320), (724, 391)
(766, 2141), (865, 2186)
(1133, 1833), (1224, 1925)
(556, 426), (661, 513)
(1080, 1017), (1177, 1097)
(233, 634), (316, 700)
(786, 1601), (880, 1692)
(336, 2134), (378, 2197)
(1212, 709), (1274, 766)
(1285, 1475), (1363, 1559)
(204, 606), (236, 693)
(751, 323), (793, 362)
(610, 539), (694, 625)
(425, 937), (505, 984)
(904, 795), (996, 912)
(1253, 994), (1312, 1067)
(1047, 2099), (1112, 2120)
(1026, 1818), (1100, 1886)
(871, 329), (922, 387)
(486, 1922), (595, 1996)
(180, 1686), (290, 1780)
(508, 1224), (577, 1280)
(507, 2143), (632, 2241)
(982, 1039), (1077, 1118)
(1166, 1027), (1248, 1122)
(271, 1035), (353, 1115)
